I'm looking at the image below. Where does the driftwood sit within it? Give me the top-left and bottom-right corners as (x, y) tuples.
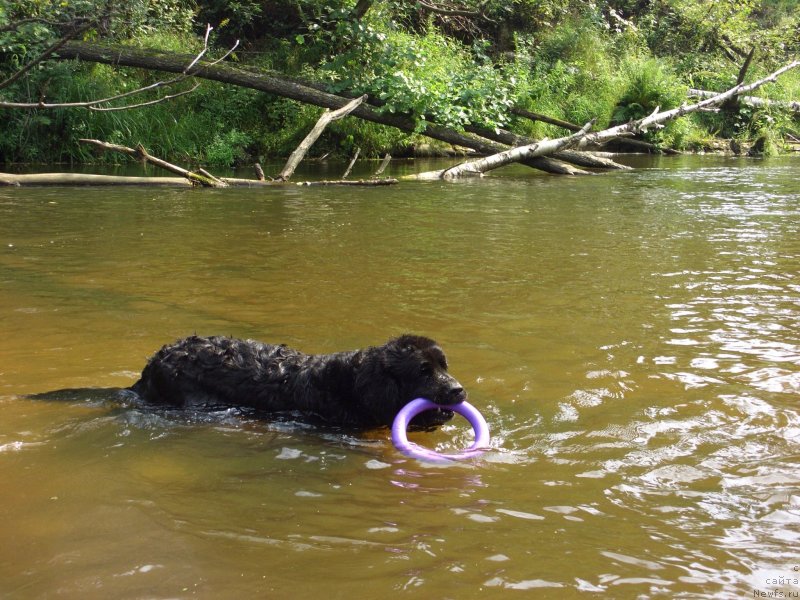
(79, 139), (226, 187)
(374, 153), (391, 176)
(0, 171), (399, 188)
(276, 94), (366, 181)
(0, 172), (190, 187)
(297, 178), (398, 186)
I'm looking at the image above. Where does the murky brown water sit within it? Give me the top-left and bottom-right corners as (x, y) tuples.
(1, 156), (799, 598)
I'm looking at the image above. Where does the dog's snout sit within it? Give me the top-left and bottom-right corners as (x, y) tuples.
(442, 382), (467, 405)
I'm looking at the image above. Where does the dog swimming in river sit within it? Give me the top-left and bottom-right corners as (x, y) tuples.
(127, 334), (466, 429)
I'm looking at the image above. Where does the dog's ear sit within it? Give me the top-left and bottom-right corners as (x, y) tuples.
(353, 352), (403, 426)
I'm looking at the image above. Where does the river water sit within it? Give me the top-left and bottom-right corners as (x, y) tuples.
(1, 156), (798, 598)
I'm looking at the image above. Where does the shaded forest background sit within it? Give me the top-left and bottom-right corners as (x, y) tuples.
(1, 0), (798, 166)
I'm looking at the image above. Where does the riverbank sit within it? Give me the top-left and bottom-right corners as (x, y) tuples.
(2, 2), (798, 166)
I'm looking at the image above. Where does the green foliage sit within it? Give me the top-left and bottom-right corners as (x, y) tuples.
(515, 19), (622, 132)
(512, 17), (716, 150)
(612, 57), (687, 124)
(1, 0), (798, 163)
(206, 129), (252, 166)
(320, 25), (520, 131)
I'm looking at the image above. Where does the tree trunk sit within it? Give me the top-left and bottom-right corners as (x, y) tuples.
(276, 94), (366, 181)
(0, 171), (398, 187)
(465, 124), (631, 170)
(430, 120), (594, 179)
(688, 89), (800, 113)
(0, 172), (190, 186)
(54, 41), (577, 175)
(411, 60), (800, 179)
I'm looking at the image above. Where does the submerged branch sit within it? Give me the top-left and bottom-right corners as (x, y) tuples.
(78, 139), (226, 187)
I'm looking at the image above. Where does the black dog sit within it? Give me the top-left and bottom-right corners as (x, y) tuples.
(129, 334), (466, 428)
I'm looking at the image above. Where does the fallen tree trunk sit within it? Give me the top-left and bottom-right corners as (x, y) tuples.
(0, 171), (398, 187)
(416, 120), (595, 180)
(508, 107), (680, 155)
(0, 172), (190, 187)
(276, 94), (366, 181)
(688, 88), (800, 113)
(465, 124), (632, 170)
(581, 60), (799, 146)
(49, 42), (799, 181)
(54, 41), (581, 176)
(412, 60), (800, 179)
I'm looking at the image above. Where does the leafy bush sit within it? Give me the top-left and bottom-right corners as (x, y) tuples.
(319, 24), (520, 132)
(206, 129), (252, 166)
(612, 57), (687, 124)
(513, 19), (623, 134)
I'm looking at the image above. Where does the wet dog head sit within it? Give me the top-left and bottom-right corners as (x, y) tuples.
(356, 334), (467, 428)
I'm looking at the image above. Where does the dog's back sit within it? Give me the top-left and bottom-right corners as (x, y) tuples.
(131, 335), (302, 409)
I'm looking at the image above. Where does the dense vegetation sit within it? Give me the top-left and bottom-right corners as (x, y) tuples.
(1, 0), (798, 165)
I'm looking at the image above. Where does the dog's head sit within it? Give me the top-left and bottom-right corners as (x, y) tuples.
(356, 334), (467, 428)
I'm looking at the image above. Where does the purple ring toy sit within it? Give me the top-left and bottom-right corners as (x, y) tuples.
(391, 397), (490, 463)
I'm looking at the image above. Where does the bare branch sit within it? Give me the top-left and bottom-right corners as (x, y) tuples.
(89, 83), (201, 111)
(417, 0), (483, 18)
(0, 26), (238, 112)
(78, 139), (226, 187)
(736, 47), (756, 86)
(341, 147), (361, 179)
(277, 94), (367, 181)
(184, 24), (213, 73)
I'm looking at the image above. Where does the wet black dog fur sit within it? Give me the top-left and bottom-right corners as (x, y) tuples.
(129, 334), (466, 429)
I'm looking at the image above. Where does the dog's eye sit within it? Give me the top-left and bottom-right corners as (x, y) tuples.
(420, 363), (434, 376)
